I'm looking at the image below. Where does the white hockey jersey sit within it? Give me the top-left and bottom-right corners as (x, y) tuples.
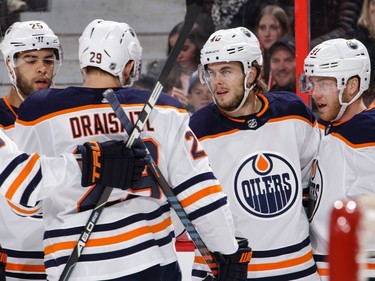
(189, 92), (321, 280)
(308, 108), (375, 280)
(10, 86), (238, 281)
(0, 128), (81, 280)
(0, 96), (46, 281)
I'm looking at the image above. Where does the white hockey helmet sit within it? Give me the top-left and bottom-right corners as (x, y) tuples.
(79, 19), (142, 87)
(304, 38), (370, 120)
(200, 26), (262, 74)
(199, 27), (263, 113)
(0, 20), (62, 84)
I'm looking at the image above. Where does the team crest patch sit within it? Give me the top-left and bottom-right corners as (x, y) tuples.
(307, 159), (323, 222)
(234, 152), (299, 218)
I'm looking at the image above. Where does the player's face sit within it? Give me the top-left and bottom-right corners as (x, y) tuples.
(205, 61), (245, 112)
(14, 49), (57, 97)
(270, 47), (295, 87)
(310, 76), (341, 121)
(188, 81), (213, 111)
(257, 15), (282, 50)
(169, 35), (197, 72)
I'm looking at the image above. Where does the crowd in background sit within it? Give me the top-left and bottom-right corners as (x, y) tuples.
(0, 0), (375, 109)
(132, 0), (375, 113)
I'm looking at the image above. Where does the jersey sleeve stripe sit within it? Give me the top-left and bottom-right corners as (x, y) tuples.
(0, 153), (29, 185)
(6, 262), (45, 273)
(180, 184), (222, 208)
(46, 232), (174, 269)
(44, 203), (171, 239)
(188, 197), (228, 221)
(173, 172), (216, 195)
(5, 153), (40, 199)
(44, 216), (172, 255)
(20, 169), (42, 205)
(248, 250), (313, 271)
(6, 199), (42, 216)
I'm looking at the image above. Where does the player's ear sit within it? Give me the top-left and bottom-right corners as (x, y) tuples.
(347, 76), (360, 97)
(123, 61), (135, 79)
(122, 60), (135, 85)
(246, 66), (257, 85)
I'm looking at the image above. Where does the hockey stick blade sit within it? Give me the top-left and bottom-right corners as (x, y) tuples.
(103, 88), (218, 277)
(126, 0), (204, 148)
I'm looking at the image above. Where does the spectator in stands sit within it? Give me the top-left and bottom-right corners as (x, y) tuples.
(255, 4), (291, 86)
(310, 0), (363, 48)
(268, 36), (296, 92)
(133, 59), (165, 91)
(205, 0), (294, 34)
(7, 0), (28, 13)
(186, 71), (212, 114)
(164, 21), (206, 108)
(356, 0), (375, 106)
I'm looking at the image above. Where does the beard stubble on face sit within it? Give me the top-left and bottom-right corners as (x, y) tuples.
(16, 75), (51, 98)
(215, 84), (246, 112)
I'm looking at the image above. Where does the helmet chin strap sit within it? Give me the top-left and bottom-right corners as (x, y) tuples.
(9, 67), (25, 102)
(221, 83), (255, 114)
(332, 87), (362, 122)
(14, 86), (25, 102)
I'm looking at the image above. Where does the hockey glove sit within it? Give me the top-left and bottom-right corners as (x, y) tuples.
(213, 237), (252, 281)
(79, 140), (147, 189)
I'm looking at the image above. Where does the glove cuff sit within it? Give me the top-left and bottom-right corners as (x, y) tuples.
(79, 141), (103, 186)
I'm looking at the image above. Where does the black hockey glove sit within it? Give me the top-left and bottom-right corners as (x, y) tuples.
(79, 140), (147, 189)
(0, 245), (7, 281)
(213, 237), (252, 281)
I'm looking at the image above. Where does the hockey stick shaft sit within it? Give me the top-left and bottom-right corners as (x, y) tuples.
(103, 89), (218, 275)
(58, 186), (113, 281)
(59, 1), (205, 279)
(126, 0), (204, 148)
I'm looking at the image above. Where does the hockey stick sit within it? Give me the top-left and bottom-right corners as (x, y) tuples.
(126, 0), (204, 147)
(103, 89), (218, 276)
(58, 186), (112, 281)
(59, 1), (205, 280)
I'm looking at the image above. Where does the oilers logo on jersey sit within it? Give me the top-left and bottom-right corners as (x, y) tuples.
(234, 152), (299, 218)
(307, 159), (323, 222)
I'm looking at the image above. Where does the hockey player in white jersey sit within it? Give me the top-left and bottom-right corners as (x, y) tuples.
(301, 38), (375, 280)
(189, 27), (321, 280)
(0, 20), (148, 281)
(0, 110), (147, 281)
(8, 19), (251, 281)
(0, 20), (63, 281)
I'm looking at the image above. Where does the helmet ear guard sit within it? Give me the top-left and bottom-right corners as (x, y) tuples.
(298, 74), (313, 94)
(197, 64), (206, 84)
(79, 19), (143, 87)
